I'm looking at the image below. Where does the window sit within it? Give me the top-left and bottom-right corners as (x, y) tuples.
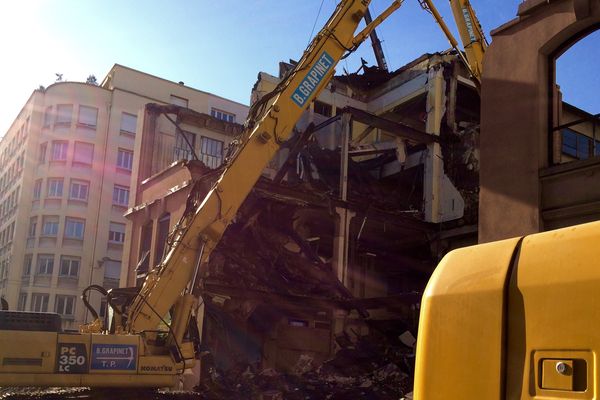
(288, 318), (310, 327)
(42, 216), (59, 236)
(28, 217), (37, 237)
(170, 95), (188, 108)
(73, 142), (93, 165)
(40, 218), (57, 237)
(7, 222), (14, 242)
(99, 299), (107, 318)
(69, 180), (89, 201)
(553, 31), (600, 165)
(78, 106), (98, 127)
(33, 179), (42, 200)
(138, 222), (153, 277)
(17, 293), (27, 311)
(562, 128), (592, 160)
(313, 100), (332, 117)
(37, 255), (54, 275)
(174, 131), (196, 161)
(23, 255), (32, 276)
(104, 260), (121, 280)
(55, 295), (75, 316)
(117, 148), (133, 171)
(47, 178), (64, 198)
(39, 143), (47, 163)
(30, 293), (49, 312)
(120, 112), (137, 134)
(43, 106), (53, 127)
(200, 136), (224, 168)
(64, 218), (85, 239)
(59, 256), (80, 278)
(210, 108), (236, 123)
(108, 222), (125, 244)
(55, 104), (73, 126)
(50, 141), (68, 162)
(155, 213), (170, 263)
(112, 185), (129, 207)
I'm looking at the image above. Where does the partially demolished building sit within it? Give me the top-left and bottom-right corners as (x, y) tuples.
(123, 51), (480, 384)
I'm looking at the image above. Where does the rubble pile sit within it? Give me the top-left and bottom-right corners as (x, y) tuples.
(195, 332), (414, 400)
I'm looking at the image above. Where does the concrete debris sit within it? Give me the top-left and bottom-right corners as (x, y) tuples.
(192, 331), (413, 399)
(399, 330), (417, 348)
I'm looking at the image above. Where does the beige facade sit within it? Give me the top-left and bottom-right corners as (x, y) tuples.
(0, 64), (248, 329)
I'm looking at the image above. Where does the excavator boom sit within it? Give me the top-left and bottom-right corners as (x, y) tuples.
(0, 0), (405, 388)
(420, 0), (488, 84)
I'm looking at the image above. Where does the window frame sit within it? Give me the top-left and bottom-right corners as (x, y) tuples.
(37, 255), (54, 276)
(200, 136), (224, 168)
(23, 254), (32, 276)
(313, 100), (333, 117)
(210, 108), (236, 123)
(54, 295), (76, 317)
(50, 141), (68, 162)
(69, 179), (89, 202)
(173, 131), (196, 161)
(73, 141), (94, 166)
(112, 185), (129, 207)
(39, 143), (47, 164)
(170, 95), (188, 108)
(28, 217), (37, 238)
(108, 222), (126, 244)
(116, 148), (134, 171)
(47, 178), (64, 198)
(120, 112), (137, 135)
(41, 216), (59, 237)
(43, 106), (53, 128)
(77, 105), (98, 128)
(30, 293), (49, 312)
(55, 104), (73, 127)
(33, 179), (42, 200)
(59, 256), (80, 278)
(64, 217), (85, 240)
(17, 293), (27, 311)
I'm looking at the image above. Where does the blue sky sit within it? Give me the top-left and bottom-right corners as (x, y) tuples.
(0, 0), (597, 134)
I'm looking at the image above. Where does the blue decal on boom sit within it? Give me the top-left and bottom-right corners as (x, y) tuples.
(291, 51), (334, 107)
(91, 344), (137, 371)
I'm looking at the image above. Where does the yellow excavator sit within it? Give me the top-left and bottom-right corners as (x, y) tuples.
(0, 0), (492, 391)
(0, 0), (405, 388)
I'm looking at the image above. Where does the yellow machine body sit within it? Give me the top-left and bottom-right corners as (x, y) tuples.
(415, 220), (600, 399)
(0, 0), (408, 388)
(0, 330), (179, 387)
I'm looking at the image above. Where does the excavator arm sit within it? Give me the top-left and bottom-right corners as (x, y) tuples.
(126, 0), (403, 335)
(0, 0), (409, 388)
(419, 0), (488, 84)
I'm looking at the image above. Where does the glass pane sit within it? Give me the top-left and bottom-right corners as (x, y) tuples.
(79, 106), (98, 126)
(120, 113), (137, 133)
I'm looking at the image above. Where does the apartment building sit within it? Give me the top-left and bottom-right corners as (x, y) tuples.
(0, 64), (248, 329)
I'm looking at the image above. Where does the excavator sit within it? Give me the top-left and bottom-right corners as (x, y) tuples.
(0, 0), (494, 392)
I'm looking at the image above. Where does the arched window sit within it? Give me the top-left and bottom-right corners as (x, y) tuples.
(551, 29), (600, 164)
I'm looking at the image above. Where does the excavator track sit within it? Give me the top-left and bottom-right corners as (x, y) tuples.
(0, 388), (199, 400)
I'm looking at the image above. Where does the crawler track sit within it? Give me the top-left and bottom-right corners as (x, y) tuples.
(0, 388), (201, 400)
